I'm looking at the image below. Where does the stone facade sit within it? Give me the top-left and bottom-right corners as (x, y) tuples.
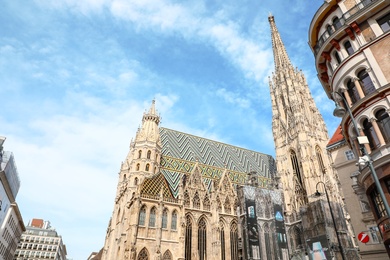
(101, 101), (279, 260)
(269, 14), (357, 259)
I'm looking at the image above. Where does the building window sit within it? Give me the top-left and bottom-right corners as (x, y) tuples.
(334, 51), (341, 65)
(185, 215), (192, 260)
(184, 191), (190, 207)
(346, 79), (360, 104)
(162, 208), (168, 229)
(358, 69), (375, 95)
(136, 164), (140, 171)
(345, 150), (355, 160)
(139, 206), (146, 226)
(198, 218), (207, 260)
(220, 225), (226, 260)
(137, 248), (149, 260)
(149, 207), (156, 227)
(333, 16), (342, 30)
(162, 250), (172, 260)
(171, 211), (177, 230)
(370, 188), (387, 218)
(363, 118), (380, 149)
(230, 222), (239, 260)
(344, 41), (354, 55)
(326, 24), (333, 35)
(138, 150), (142, 159)
(368, 225), (381, 244)
(377, 12), (390, 32)
(147, 150), (151, 159)
(376, 109), (390, 142)
(134, 177), (138, 186)
(145, 163), (150, 172)
(203, 194), (210, 211)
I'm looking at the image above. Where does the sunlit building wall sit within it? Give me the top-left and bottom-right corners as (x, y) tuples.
(309, 0), (390, 257)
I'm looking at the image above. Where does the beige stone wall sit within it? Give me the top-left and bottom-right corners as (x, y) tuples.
(370, 36), (390, 82)
(360, 21), (376, 43)
(344, 0), (358, 10)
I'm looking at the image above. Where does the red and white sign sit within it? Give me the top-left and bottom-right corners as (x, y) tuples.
(358, 232), (369, 243)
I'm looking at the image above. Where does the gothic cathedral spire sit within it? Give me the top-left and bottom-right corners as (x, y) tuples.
(268, 15), (340, 214)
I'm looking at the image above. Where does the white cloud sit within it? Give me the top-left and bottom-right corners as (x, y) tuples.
(216, 88), (250, 108)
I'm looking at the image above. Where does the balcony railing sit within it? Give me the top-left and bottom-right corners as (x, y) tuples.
(314, 0), (380, 55)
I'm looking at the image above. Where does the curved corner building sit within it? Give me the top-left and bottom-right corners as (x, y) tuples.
(309, 0), (390, 256)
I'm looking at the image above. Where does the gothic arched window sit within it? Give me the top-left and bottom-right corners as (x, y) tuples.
(136, 163), (140, 171)
(230, 222), (239, 260)
(145, 164), (150, 172)
(171, 211), (177, 230)
(137, 247), (149, 260)
(198, 218), (207, 260)
(185, 215), (192, 260)
(203, 194), (210, 211)
(358, 69), (375, 95)
(315, 146), (326, 174)
(290, 150), (303, 186)
(184, 191), (190, 207)
(344, 40), (354, 55)
(162, 208), (168, 229)
(363, 118), (380, 150)
(138, 206), (146, 226)
(162, 250), (172, 260)
(147, 150), (151, 159)
(134, 177), (138, 186)
(193, 192), (200, 209)
(376, 109), (390, 142)
(138, 150), (142, 159)
(149, 207), (157, 227)
(220, 222), (226, 260)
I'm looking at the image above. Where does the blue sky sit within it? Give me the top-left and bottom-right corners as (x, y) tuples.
(0, 0), (340, 259)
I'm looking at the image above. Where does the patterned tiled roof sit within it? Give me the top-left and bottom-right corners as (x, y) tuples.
(159, 128), (275, 197)
(140, 172), (175, 199)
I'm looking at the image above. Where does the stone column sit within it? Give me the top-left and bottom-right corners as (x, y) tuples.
(354, 78), (365, 98)
(370, 117), (386, 146)
(339, 88), (353, 107)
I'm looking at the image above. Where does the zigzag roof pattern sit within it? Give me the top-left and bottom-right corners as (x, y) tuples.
(160, 128), (275, 176)
(159, 128), (276, 197)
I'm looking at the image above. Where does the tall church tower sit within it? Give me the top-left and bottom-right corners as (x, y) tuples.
(268, 15), (339, 213)
(102, 100), (162, 259)
(267, 15), (357, 258)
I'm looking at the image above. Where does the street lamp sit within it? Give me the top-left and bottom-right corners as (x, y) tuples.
(315, 181), (345, 260)
(332, 91), (390, 218)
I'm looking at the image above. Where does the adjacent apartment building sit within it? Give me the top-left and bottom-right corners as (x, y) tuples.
(309, 0), (390, 257)
(0, 137), (25, 260)
(14, 219), (67, 260)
